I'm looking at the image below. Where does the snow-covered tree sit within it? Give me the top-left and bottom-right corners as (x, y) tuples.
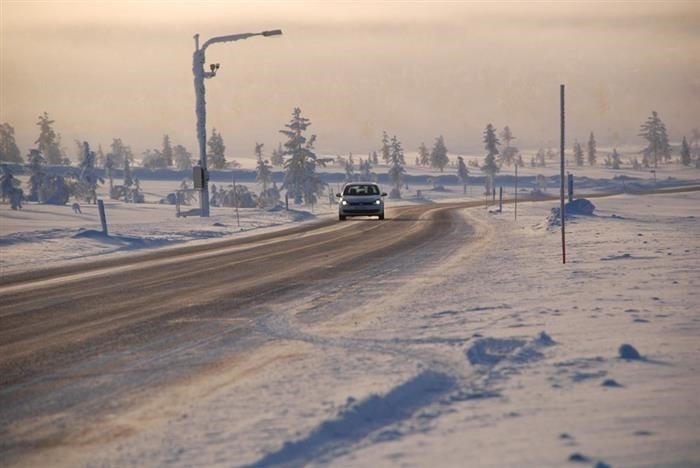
(123, 158), (133, 187)
(573, 141), (584, 167)
(388, 135), (406, 198)
(25, 148), (71, 204)
(498, 126), (518, 167)
(639, 111), (671, 168)
(26, 149), (46, 201)
(587, 132), (597, 166)
(359, 158), (373, 180)
(141, 148), (169, 169)
(430, 135), (449, 172)
(371, 150), (379, 165)
(680, 136), (691, 166)
(610, 148), (622, 170)
(75, 141), (103, 203)
(173, 144), (193, 171)
(255, 143), (273, 191)
(344, 158), (354, 183)
(457, 156), (469, 194)
(0, 123), (22, 163)
(207, 128), (226, 169)
(107, 138), (133, 168)
(481, 124), (500, 194)
(418, 142), (430, 166)
(270, 142), (284, 167)
(162, 134), (174, 167)
(280, 108), (326, 205)
(1, 164), (23, 209)
(381, 131), (391, 164)
(35, 112), (67, 165)
(690, 128), (700, 156)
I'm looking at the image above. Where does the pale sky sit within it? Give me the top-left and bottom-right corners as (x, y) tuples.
(1, 1), (699, 162)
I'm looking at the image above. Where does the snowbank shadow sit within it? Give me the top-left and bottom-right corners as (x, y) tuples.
(247, 371), (456, 467)
(71, 229), (174, 250)
(466, 332), (556, 369)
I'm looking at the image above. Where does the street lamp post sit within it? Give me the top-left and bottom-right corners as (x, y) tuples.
(192, 29), (282, 217)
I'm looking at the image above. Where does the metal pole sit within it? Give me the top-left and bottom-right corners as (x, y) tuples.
(192, 29), (282, 218)
(560, 84), (566, 264)
(499, 186), (503, 212)
(193, 35), (210, 217)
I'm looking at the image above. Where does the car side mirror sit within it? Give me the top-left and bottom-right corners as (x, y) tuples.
(335, 193), (341, 198)
(381, 192), (387, 197)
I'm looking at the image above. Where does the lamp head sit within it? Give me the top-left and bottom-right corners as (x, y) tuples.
(262, 29), (283, 37)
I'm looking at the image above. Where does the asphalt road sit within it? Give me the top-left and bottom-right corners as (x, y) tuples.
(0, 201), (478, 464)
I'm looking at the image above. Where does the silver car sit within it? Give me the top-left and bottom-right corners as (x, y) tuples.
(336, 183), (387, 221)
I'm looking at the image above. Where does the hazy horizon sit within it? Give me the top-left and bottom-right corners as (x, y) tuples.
(2, 1), (699, 162)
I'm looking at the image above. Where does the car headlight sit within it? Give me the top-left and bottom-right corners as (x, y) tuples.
(341, 200), (348, 206)
(375, 199), (382, 205)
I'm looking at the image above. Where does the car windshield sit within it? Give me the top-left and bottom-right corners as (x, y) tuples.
(343, 184), (379, 196)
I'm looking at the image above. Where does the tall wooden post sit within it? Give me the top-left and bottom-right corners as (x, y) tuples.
(98, 199), (108, 236)
(560, 84), (566, 264)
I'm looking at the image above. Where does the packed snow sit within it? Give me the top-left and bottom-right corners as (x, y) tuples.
(5, 176), (698, 466)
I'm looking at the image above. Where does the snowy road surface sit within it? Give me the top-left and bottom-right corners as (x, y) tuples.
(1, 192), (699, 467)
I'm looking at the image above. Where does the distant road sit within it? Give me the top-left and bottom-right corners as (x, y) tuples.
(0, 201), (479, 463)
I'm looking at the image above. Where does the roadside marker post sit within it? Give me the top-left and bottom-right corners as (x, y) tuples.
(98, 199), (108, 236)
(560, 84), (566, 264)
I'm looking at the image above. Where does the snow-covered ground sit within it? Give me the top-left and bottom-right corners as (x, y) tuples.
(9, 187), (698, 467)
(2, 168), (699, 466)
(124, 191), (699, 467)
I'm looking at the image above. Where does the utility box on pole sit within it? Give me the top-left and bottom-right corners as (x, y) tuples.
(193, 166), (205, 189)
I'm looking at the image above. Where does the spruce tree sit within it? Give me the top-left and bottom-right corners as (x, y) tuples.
(123, 158), (133, 187)
(481, 124), (500, 193)
(162, 134), (174, 167)
(0, 123), (22, 163)
(207, 128), (227, 169)
(77, 141), (102, 203)
(680, 136), (691, 166)
(430, 136), (449, 172)
(280, 108), (325, 205)
(418, 142), (430, 167)
(388, 135), (406, 198)
(35, 112), (66, 165)
(498, 126), (517, 167)
(381, 131), (391, 164)
(107, 138), (133, 168)
(270, 142), (284, 167)
(587, 132), (597, 166)
(344, 159), (354, 182)
(639, 111), (671, 168)
(611, 148), (622, 170)
(173, 144), (193, 171)
(26, 149), (46, 201)
(573, 141), (584, 166)
(255, 143), (272, 191)
(457, 156), (469, 194)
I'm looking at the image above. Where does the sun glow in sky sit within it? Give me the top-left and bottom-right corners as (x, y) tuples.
(2, 1), (699, 160)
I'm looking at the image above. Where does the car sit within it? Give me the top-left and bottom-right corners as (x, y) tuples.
(336, 182), (387, 221)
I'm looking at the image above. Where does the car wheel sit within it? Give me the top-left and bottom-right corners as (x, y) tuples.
(339, 214), (346, 221)
(378, 213), (384, 220)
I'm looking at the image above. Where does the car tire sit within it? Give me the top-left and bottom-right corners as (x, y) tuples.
(378, 213), (384, 220)
(339, 214), (346, 221)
